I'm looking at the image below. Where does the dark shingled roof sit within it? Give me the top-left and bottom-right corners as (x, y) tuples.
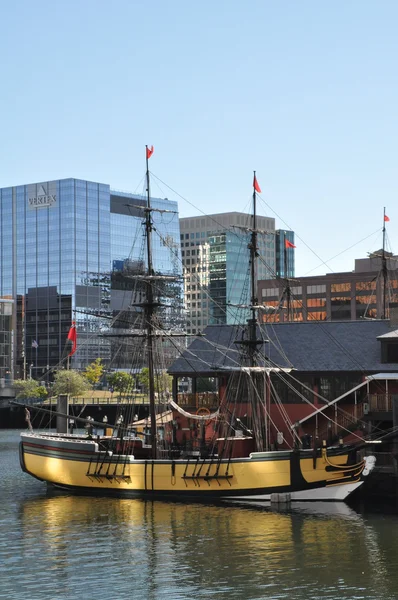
(168, 320), (398, 376)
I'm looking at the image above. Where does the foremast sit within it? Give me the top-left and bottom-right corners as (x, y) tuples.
(144, 145), (158, 458)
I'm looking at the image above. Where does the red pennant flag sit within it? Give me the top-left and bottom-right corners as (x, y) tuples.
(384, 214), (390, 222)
(67, 322), (77, 356)
(146, 146), (154, 159)
(253, 174), (261, 193)
(285, 239), (296, 249)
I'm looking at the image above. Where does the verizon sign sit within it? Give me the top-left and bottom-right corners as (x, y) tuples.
(28, 184), (57, 209)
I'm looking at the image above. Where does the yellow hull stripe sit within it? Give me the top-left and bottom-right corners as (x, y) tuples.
(22, 448), (358, 495)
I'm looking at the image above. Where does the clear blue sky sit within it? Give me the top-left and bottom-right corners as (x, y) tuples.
(1, 0), (397, 276)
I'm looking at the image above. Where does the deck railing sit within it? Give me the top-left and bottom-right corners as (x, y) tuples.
(368, 394), (394, 413)
(177, 392), (219, 411)
(315, 403), (365, 442)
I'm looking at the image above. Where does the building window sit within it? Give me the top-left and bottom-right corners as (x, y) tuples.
(381, 342), (398, 363)
(262, 288), (279, 298)
(291, 286), (302, 295)
(331, 283), (351, 292)
(356, 281), (376, 292)
(307, 285), (326, 294)
(331, 296), (351, 320)
(307, 298), (326, 307)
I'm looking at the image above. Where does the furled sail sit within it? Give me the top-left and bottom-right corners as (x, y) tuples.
(168, 398), (219, 420)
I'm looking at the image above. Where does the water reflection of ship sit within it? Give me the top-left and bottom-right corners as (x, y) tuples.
(19, 494), (395, 597)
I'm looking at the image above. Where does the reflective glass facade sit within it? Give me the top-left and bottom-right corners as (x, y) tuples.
(0, 299), (13, 378)
(180, 212), (278, 333)
(209, 231), (252, 325)
(0, 179), (182, 377)
(275, 229), (295, 278)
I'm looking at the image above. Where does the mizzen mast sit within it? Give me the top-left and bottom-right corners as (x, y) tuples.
(382, 207), (388, 320)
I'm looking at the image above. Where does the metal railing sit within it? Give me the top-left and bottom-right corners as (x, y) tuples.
(45, 394), (149, 406)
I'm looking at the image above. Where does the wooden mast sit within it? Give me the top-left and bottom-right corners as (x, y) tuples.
(145, 145), (157, 458)
(283, 233), (292, 321)
(382, 207), (388, 319)
(248, 171), (259, 367)
(251, 173), (269, 450)
(237, 172), (263, 363)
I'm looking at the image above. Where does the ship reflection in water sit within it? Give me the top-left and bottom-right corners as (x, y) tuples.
(7, 494), (397, 599)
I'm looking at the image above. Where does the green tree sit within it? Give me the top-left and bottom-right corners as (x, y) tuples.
(137, 368), (172, 394)
(84, 358), (104, 386)
(106, 371), (134, 394)
(37, 385), (48, 399)
(51, 369), (91, 397)
(13, 379), (48, 400)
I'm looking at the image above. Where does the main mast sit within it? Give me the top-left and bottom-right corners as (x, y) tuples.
(144, 145), (157, 458)
(247, 171), (261, 367)
(249, 172), (269, 450)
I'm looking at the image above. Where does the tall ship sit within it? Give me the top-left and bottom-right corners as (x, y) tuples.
(18, 149), (375, 502)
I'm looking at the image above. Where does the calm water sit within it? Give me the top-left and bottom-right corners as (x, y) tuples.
(1, 430), (398, 600)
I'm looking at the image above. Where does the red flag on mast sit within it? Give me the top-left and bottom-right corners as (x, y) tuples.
(253, 174), (261, 193)
(285, 239), (296, 249)
(67, 322), (77, 356)
(146, 146), (154, 159)
(384, 214), (390, 222)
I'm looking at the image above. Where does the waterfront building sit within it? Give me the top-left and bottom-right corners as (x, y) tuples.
(180, 212), (293, 333)
(170, 318), (398, 461)
(259, 251), (398, 322)
(0, 179), (182, 377)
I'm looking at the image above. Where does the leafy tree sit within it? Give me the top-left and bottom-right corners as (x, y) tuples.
(84, 358), (104, 386)
(14, 379), (48, 400)
(51, 369), (91, 397)
(37, 385), (48, 399)
(106, 371), (134, 394)
(137, 368), (172, 394)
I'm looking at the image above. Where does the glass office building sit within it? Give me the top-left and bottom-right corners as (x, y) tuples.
(179, 212), (291, 332)
(0, 179), (182, 377)
(209, 231), (252, 325)
(275, 229), (295, 278)
(0, 299), (13, 379)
